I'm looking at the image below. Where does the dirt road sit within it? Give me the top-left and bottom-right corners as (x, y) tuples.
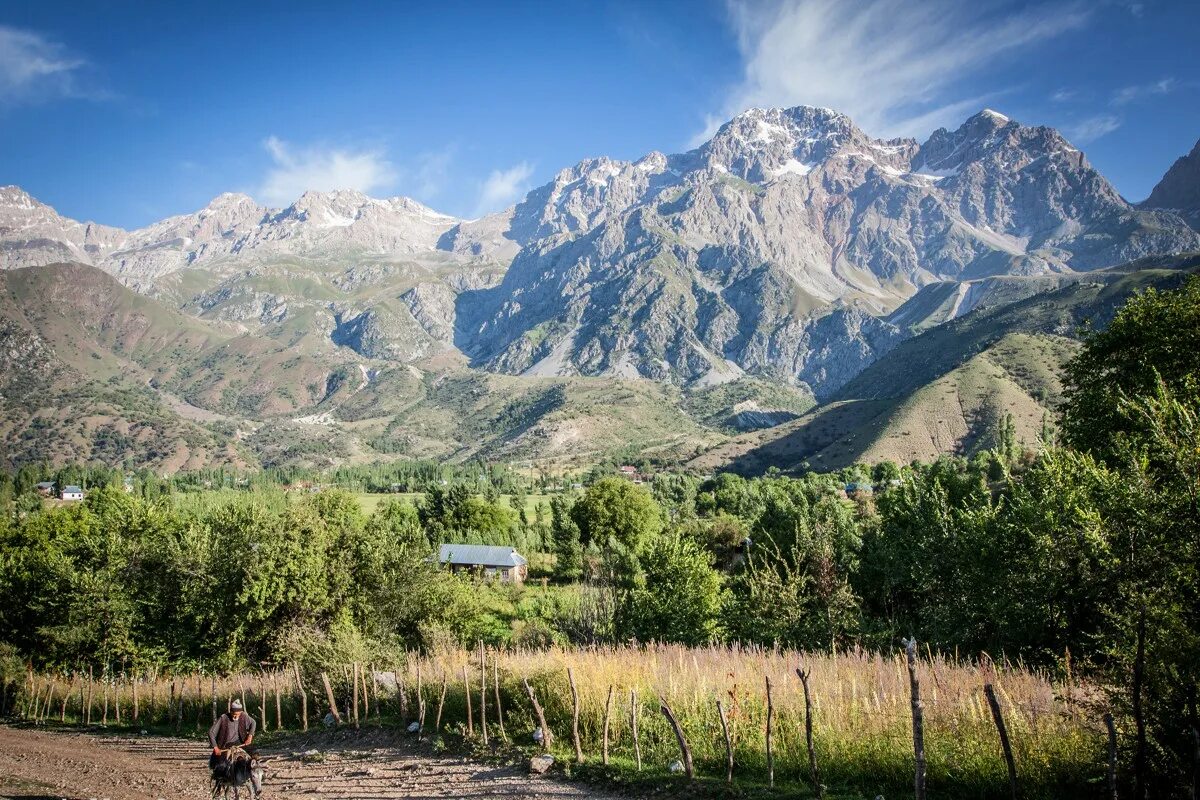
(0, 725), (622, 799)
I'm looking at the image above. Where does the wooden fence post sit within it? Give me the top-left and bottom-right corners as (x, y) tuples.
(435, 671), (448, 735)
(904, 639), (927, 800)
(352, 662), (361, 729)
(371, 666), (381, 723)
(602, 685), (614, 766)
(258, 677), (267, 733)
(631, 689), (641, 771)
(717, 699), (734, 786)
(86, 666), (94, 725)
(523, 678), (551, 751)
(1133, 606), (1147, 800)
(765, 676), (775, 789)
(1188, 686), (1199, 800)
(416, 662), (426, 740)
(292, 664), (308, 731)
(359, 664), (370, 722)
(320, 672), (341, 726)
(1103, 712), (1119, 800)
(984, 683), (1018, 800)
(797, 668), (823, 799)
(479, 643), (488, 746)
(568, 667), (583, 763)
(273, 675), (282, 731)
(492, 657), (504, 740)
(210, 675), (217, 723)
(463, 665), (474, 736)
(659, 695), (693, 780)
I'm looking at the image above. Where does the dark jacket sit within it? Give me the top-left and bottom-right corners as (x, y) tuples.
(208, 712), (256, 749)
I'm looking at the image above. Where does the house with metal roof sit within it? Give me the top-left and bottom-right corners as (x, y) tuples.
(437, 544), (529, 584)
(61, 485), (85, 501)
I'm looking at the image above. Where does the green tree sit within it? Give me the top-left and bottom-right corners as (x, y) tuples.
(1061, 276), (1200, 462)
(550, 495), (583, 581)
(570, 477), (663, 552)
(615, 535), (725, 645)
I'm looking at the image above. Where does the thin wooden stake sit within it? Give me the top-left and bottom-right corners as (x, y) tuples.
(320, 671), (342, 726)
(292, 664), (308, 731)
(257, 677), (267, 733)
(904, 639), (927, 800)
(371, 666), (381, 723)
(631, 689), (641, 771)
(463, 665), (474, 736)
(523, 678), (551, 751)
(659, 695), (693, 781)
(210, 675), (217, 723)
(1133, 606), (1147, 800)
(479, 643), (488, 746)
(765, 676), (775, 789)
(1103, 712), (1119, 800)
(416, 662), (426, 740)
(797, 668), (823, 799)
(492, 656), (504, 740)
(352, 662), (361, 729)
(273, 675), (282, 731)
(985, 683), (1018, 800)
(602, 685), (614, 766)
(435, 671), (448, 734)
(717, 699), (734, 786)
(360, 664), (372, 723)
(568, 667), (583, 763)
(86, 666), (94, 725)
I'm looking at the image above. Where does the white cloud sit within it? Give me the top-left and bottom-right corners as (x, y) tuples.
(0, 25), (90, 105)
(1112, 77), (1176, 106)
(1066, 114), (1122, 144)
(696, 0), (1089, 144)
(256, 137), (397, 207)
(474, 161), (534, 217)
(1051, 88), (1077, 103)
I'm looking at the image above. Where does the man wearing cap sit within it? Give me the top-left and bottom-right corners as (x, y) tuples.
(208, 699), (257, 770)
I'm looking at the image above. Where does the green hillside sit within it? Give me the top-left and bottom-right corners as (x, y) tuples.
(693, 254), (1200, 473)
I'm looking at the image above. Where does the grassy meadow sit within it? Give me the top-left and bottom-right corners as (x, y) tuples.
(17, 644), (1101, 799)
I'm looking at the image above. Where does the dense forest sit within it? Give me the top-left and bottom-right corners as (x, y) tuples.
(2, 278), (1198, 794)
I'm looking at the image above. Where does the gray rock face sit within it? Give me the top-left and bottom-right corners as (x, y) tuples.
(1141, 138), (1200, 230)
(457, 106), (1196, 395)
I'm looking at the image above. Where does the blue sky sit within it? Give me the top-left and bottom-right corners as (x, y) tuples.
(0, 0), (1197, 229)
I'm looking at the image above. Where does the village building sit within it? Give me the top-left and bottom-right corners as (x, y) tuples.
(60, 485), (85, 501)
(35, 481), (55, 497)
(437, 544), (528, 584)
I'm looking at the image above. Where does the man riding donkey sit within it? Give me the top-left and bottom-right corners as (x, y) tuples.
(208, 699), (264, 798)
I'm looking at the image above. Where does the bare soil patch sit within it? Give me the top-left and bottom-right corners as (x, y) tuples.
(0, 725), (620, 800)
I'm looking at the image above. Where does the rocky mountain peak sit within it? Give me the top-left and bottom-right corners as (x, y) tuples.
(1142, 137), (1200, 229)
(698, 104), (869, 183)
(0, 186), (41, 211)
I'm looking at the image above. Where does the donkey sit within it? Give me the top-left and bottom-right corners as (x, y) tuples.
(210, 745), (265, 800)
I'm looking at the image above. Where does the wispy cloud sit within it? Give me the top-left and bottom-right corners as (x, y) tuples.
(411, 146), (456, 200)
(256, 137), (397, 207)
(1066, 114), (1122, 144)
(0, 25), (96, 106)
(695, 0), (1090, 144)
(1051, 88), (1077, 103)
(474, 161), (534, 217)
(1112, 77), (1176, 106)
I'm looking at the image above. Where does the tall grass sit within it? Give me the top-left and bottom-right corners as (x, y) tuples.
(13, 644), (1102, 799)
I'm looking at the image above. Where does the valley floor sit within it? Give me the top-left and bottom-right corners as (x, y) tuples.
(0, 725), (620, 800)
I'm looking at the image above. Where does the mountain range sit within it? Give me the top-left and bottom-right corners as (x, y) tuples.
(2, 107), (1197, 472)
